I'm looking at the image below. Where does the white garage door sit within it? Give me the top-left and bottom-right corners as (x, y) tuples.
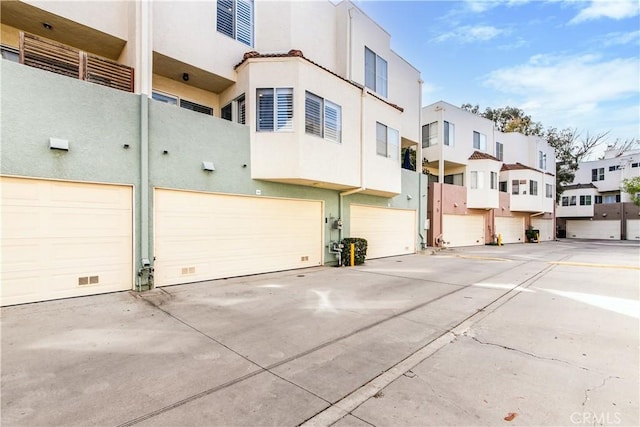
(495, 216), (524, 244)
(626, 220), (640, 240)
(442, 214), (484, 247)
(349, 205), (416, 259)
(154, 189), (323, 286)
(531, 218), (554, 241)
(1, 176), (133, 306)
(566, 220), (620, 240)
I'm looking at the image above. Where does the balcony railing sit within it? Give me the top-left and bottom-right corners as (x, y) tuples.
(19, 32), (134, 93)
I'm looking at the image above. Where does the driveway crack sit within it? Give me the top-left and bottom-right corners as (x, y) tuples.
(582, 376), (622, 407)
(467, 335), (594, 373)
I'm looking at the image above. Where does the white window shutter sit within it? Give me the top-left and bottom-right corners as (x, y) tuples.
(305, 92), (322, 137)
(276, 88), (293, 131)
(324, 101), (341, 143)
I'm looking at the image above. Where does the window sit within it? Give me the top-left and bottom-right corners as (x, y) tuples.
(473, 131), (487, 151)
(257, 88), (293, 132)
(591, 167), (604, 181)
(444, 121), (455, 146)
(152, 91), (213, 116)
(221, 94), (246, 124)
(364, 47), (387, 97)
(546, 184), (553, 198)
(562, 196), (569, 206)
(376, 122), (399, 160)
(579, 195), (592, 206)
(305, 92), (341, 143)
(152, 91), (178, 105)
(470, 171), (484, 189)
(444, 173), (463, 186)
(1, 45), (19, 62)
(595, 195), (602, 204)
(512, 179), (519, 195)
(499, 181), (507, 192)
(539, 151), (547, 170)
(491, 172), (497, 190)
(603, 194), (621, 204)
(422, 122), (438, 148)
(608, 165), (620, 171)
(529, 180), (538, 196)
(180, 99), (213, 115)
(570, 196), (576, 206)
(217, 0), (253, 46)
(632, 163), (639, 168)
(496, 142), (504, 161)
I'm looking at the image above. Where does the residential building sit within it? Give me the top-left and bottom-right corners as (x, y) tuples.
(0, 0), (425, 305)
(421, 101), (556, 247)
(556, 147), (640, 240)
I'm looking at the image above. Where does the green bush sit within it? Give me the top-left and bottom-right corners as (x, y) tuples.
(340, 238), (368, 266)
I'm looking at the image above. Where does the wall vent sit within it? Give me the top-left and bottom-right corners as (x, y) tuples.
(181, 267), (196, 275)
(78, 275), (99, 286)
(300, 256), (309, 262)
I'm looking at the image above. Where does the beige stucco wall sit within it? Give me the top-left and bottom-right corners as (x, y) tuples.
(25, 0), (130, 40)
(152, 74), (220, 114)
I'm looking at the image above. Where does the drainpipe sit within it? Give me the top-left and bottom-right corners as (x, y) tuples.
(137, 0), (153, 290)
(339, 87), (368, 240)
(417, 78), (425, 249)
(437, 104), (444, 247)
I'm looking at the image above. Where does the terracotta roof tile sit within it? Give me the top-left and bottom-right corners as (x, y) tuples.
(468, 151), (500, 161)
(235, 49), (404, 112)
(500, 162), (539, 172)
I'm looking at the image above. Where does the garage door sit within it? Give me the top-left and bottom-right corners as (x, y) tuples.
(531, 218), (554, 241)
(626, 220), (640, 240)
(154, 189), (323, 286)
(442, 214), (484, 247)
(495, 216), (524, 244)
(566, 220), (620, 240)
(349, 205), (416, 259)
(1, 176), (133, 306)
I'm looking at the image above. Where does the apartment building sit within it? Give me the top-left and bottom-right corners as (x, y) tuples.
(556, 147), (640, 240)
(421, 101), (556, 247)
(0, 0), (425, 305)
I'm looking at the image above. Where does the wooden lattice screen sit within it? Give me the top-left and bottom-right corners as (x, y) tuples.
(19, 32), (134, 93)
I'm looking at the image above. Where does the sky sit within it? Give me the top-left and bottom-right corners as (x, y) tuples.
(353, 0), (640, 158)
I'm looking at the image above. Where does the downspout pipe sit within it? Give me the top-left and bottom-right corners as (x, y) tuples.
(137, 0), (153, 290)
(417, 78), (425, 250)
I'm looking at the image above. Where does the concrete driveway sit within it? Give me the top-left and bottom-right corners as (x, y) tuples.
(1, 240), (638, 426)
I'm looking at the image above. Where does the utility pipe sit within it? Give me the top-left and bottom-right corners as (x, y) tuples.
(417, 78), (425, 249)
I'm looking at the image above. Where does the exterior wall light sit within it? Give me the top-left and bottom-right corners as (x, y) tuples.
(202, 161), (215, 172)
(49, 137), (69, 151)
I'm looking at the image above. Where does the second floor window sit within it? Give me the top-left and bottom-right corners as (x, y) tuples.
(365, 47), (388, 97)
(470, 171), (484, 189)
(546, 184), (553, 198)
(529, 180), (538, 196)
(491, 172), (497, 190)
(305, 92), (342, 143)
(580, 195), (592, 205)
(473, 131), (487, 151)
(257, 88), (293, 132)
(221, 94), (246, 124)
(376, 122), (399, 160)
(217, 0), (253, 46)
(512, 180), (520, 195)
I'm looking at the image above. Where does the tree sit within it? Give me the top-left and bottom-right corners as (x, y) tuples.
(621, 176), (640, 206)
(546, 128), (608, 202)
(600, 138), (640, 158)
(460, 104), (543, 136)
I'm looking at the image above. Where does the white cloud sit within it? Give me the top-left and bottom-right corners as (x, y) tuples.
(433, 25), (507, 43)
(483, 53), (639, 137)
(464, 0), (531, 13)
(570, 0), (640, 24)
(599, 30), (640, 46)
